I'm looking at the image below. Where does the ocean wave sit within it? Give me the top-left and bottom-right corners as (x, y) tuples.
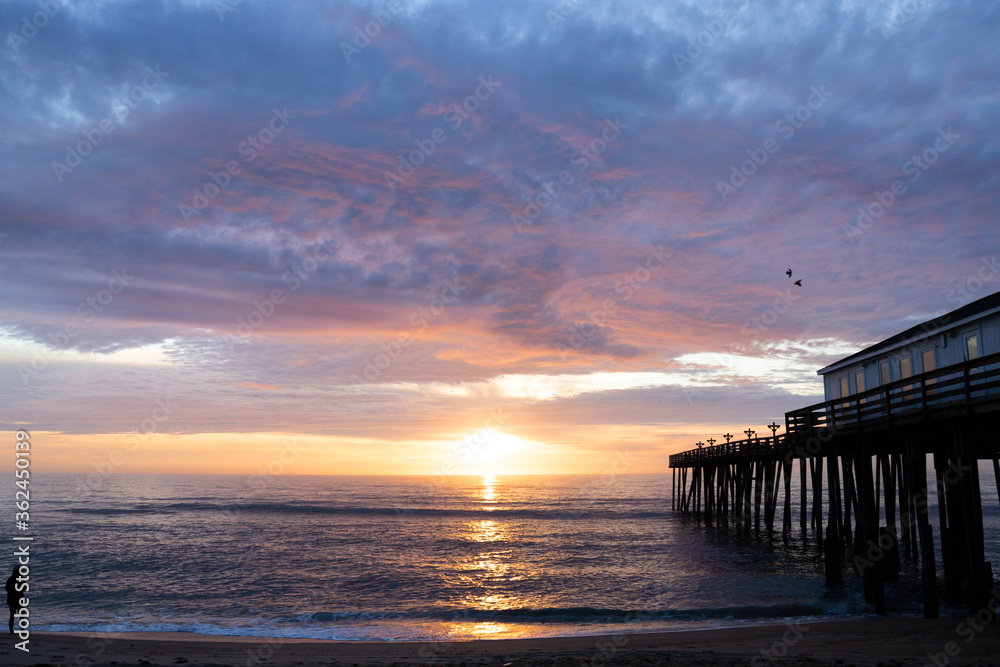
(291, 603), (847, 624)
(55, 501), (672, 520)
(38, 603), (864, 642)
(42, 620), (363, 641)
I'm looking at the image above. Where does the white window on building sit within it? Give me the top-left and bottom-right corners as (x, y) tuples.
(965, 333), (981, 398)
(855, 370), (865, 405)
(880, 360), (890, 385)
(922, 349), (936, 395)
(838, 375), (850, 414)
(900, 356), (913, 401)
(922, 348), (936, 372)
(965, 334), (979, 361)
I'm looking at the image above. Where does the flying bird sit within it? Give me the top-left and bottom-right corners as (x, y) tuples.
(794, 279), (802, 287)
(786, 268), (793, 278)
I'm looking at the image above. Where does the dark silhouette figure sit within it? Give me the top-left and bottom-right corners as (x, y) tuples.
(6, 565), (21, 635)
(786, 268), (793, 278)
(794, 279), (802, 287)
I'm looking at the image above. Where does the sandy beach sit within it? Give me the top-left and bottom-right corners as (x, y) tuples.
(3, 617), (998, 667)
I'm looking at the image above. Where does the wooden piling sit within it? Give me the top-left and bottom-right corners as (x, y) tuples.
(920, 523), (940, 619)
(743, 461), (752, 524)
(782, 457), (792, 538)
(955, 433), (989, 614)
(825, 449), (842, 586)
(754, 461), (764, 532)
(881, 454), (900, 581)
(994, 459), (1000, 506)
(799, 457), (808, 535)
(841, 454), (856, 545)
(718, 464), (729, 528)
(938, 452), (964, 604)
(703, 465), (714, 527)
(910, 444), (939, 619)
(830, 454), (843, 547)
(856, 449), (885, 613)
(892, 454), (914, 554)
(812, 456), (824, 543)
(763, 461), (776, 532)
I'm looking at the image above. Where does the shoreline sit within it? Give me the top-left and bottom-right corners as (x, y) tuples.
(4, 617), (999, 666)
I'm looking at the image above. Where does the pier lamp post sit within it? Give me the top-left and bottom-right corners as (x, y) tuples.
(696, 441), (704, 449)
(744, 428), (756, 442)
(707, 438), (716, 447)
(723, 433), (733, 443)
(767, 422), (780, 439)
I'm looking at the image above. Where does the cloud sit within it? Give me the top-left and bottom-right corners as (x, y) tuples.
(1, 0), (997, 464)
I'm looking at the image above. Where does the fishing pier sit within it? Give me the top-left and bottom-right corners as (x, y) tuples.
(670, 294), (1000, 618)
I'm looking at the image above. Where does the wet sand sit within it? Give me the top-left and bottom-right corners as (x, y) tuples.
(3, 617), (999, 666)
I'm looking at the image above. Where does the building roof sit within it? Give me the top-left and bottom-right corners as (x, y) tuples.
(817, 288), (1000, 376)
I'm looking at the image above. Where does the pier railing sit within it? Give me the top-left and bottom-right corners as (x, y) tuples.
(671, 351), (1000, 467)
(784, 350), (1000, 441)
(668, 435), (786, 467)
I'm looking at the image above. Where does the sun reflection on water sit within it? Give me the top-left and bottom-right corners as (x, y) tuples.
(469, 519), (505, 542)
(448, 474), (534, 630)
(480, 474), (496, 502)
(448, 620), (511, 638)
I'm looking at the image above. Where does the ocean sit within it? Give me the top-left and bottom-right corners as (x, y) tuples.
(5, 470), (999, 641)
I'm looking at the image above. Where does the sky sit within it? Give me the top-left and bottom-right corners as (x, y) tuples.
(1, 0), (998, 477)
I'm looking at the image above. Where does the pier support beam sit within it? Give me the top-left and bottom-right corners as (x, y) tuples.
(799, 457), (808, 536)
(763, 461), (776, 533)
(881, 454), (900, 582)
(855, 447), (885, 613)
(954, 432), (989, 614)
(825, 449), (842, 586)
(782, 457), (792, 539)
(910, 443), (939, 619)
(812, 457), (824, 543)
(754, 461), (764, 533)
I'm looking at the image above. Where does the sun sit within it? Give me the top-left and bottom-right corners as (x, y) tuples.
(453, 429), (534, 476)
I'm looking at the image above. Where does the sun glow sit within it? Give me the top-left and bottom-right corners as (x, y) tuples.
(449, 430), (536, 476)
